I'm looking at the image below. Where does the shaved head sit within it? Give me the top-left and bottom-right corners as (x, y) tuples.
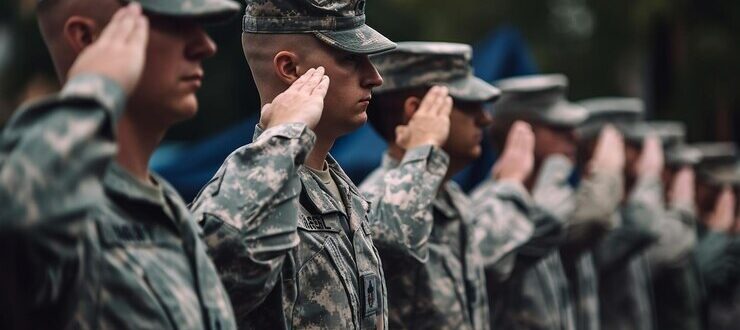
(37, 0), (120, 81)
(241, 33), (323, 105)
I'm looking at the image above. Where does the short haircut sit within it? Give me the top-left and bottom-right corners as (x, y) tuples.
(367, 86), (428, 142)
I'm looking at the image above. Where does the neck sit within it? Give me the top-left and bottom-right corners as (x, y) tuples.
(444, 157), (469, 183)
(305, 134), (335, 170)
(116, 111), (166, 183)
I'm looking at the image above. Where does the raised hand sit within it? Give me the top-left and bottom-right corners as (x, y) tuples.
(588, 125), (625, 173)
(669, 166), (695, 206)
(67, 3), (149, 96)
(493, 121), (535, 183)
(636, 135), (665, 178)
(261, 67), (330, 130)
(706, 186), (736, 232)
(395, 85), (453, 149)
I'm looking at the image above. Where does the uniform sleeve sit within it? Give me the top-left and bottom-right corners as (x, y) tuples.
(0, 74), (126, 326)
(0, 74), (125, 221)
(189, 123), (315, 318)
(645, 201), (698, 273)
(560, 170), (623, 260)
(470, 178), (535, 280)
(593, 175), (663, 274)
(360, 145), (449, 264)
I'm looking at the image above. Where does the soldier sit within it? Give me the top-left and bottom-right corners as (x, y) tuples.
(578, 100), (696, 330)
(360, 42), (535, 329)
(0, 1), (254, 329)
(690, 143), (740, 330)
(189, 0), (396, 328)
(487, 76), (626, 330)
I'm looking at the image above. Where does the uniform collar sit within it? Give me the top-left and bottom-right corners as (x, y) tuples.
(433, 181), (473, 223)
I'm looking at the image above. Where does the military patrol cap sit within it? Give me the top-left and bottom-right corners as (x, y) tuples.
(620, 121), (686, 148)
(38, 0), (241, 22)
(492, 74), (588, 127)
(242, 0), (395, 54)
(665, 145), (702, 167)
(692, 142), (740, 186)
(370, 42), (500, 102)
(576, 97), (645, 141)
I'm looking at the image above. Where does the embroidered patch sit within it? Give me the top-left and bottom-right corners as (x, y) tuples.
(98, 223), (150, 245)
(361, 273), (379, 317)
(299, 214), (332, 231)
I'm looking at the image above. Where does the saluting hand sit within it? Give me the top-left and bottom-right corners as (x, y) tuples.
(706, 186), (736, 232)
(589, 125), (625, 173)
(636, 136), (665, 178)
(261, 67), (330, 130)
(669, 166), (695, 207)
(493, 121), (535, 183)
(395, 85), (453, 150)
(67, 3), (149, 96)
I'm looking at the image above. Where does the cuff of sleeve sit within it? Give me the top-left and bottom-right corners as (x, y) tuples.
(257, 123), (315, 142)
(61, 74), (127, 122)
(670, 200), (697, 218)
(400, 145), (450, 176)
(494, 179), (535, 209)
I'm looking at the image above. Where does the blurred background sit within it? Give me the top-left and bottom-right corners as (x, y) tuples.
(1, 0), (738, 199)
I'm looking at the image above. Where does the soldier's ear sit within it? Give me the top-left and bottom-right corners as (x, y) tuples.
(63, 16), (100, 54)
(402, 96), (421, 124)
(273, 51), (301, 85)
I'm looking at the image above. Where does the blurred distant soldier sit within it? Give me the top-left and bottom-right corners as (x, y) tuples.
(579, 100), (696, 330)
(691, 143), (740, 330)
(361, 42), (535, 329)
(0, 1), (260, 329)
(487, 75), (625, 330)
(189, 0), (397, 328)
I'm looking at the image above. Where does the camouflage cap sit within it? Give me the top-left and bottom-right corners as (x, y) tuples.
(37, 0), (242, 22)
(492, 74), (587, 128)
(370, 42), (500, 102)
(692, 142), (740, 186)
(620, 121), (686, 148)
(665, 145), (703, 167)
(576, 97), (645, 141)
(242, 0), (395, 54)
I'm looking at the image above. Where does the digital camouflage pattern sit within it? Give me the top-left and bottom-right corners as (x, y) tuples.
(533, 154), (624, 330)
(0, 74), (236, 330)
(37, 0), (241, 22)
(192, 125), (387, 329)
(242, 0), (396, 54)
(359, 148), (534, 329)
(485, 156), (575, 330)
(594, 175), (667, 330)
(370, 42), (500, 102)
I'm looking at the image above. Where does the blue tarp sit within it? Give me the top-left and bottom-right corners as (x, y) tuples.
(151, 26), (538, 201)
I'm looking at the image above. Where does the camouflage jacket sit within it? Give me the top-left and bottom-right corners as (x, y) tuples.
(594, 175), (666, 330)
(485, 156), (577, 330)
(534, 156), (624, 330)
(360, 149), (534, 329)
(192, 125), (387, 330)
(0, 74), (235, 330)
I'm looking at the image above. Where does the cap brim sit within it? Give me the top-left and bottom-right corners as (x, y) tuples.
(541, 101), (589, 128)
(314, 24), (396, 55)
(445, 76), (501, 103)
(130, 0), (241, 23)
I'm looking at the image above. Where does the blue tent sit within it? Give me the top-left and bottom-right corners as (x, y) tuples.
(151, 26), (537, 201)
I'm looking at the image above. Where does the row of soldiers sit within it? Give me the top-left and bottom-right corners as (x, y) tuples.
(0, 0), (738, 329)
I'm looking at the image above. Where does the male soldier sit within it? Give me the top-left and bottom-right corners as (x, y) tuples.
(487, 75), (625, 330)
(576, 100), (694, 330)
(360, 42), (536, 329)
(690, 143), (740, 330)
(189, 0), (396, 328)
(0, 1), (260, 329)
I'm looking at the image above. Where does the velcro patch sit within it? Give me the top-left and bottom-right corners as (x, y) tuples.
(361, 273), (379, 317)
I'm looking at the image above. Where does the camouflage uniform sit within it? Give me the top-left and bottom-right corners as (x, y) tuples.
(0, 74), (237, 329)
(487, 75), (605, 330)
(362, 42), (533, 330)
(0, 1), (240, 329)
(191, 0), (396, 328)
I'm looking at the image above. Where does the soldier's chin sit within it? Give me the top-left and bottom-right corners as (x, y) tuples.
(169, 96), (199, 122)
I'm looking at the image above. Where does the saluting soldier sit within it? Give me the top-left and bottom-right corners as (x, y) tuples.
(189, 0), (397, 328)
